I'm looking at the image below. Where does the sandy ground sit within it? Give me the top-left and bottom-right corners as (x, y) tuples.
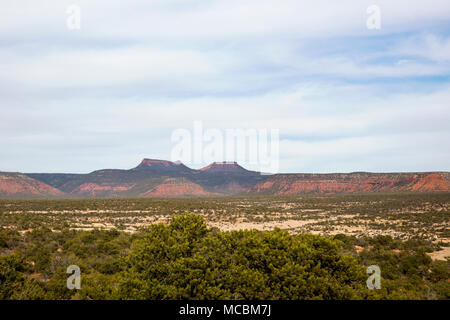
(208, 219), (318, 232)
(427, 247), (450, 261)
(3, 200), (448, 245)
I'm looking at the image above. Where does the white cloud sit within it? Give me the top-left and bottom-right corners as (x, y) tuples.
(393, 34), (450, 62)
(279, 131), (450, 173)
(0, 1), (449, 173)
(3, 47), (222, 88)
(2, 0), (450, 40)
(2, 82), (449, 172)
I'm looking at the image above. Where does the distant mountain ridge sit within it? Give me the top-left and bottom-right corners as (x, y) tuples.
(0, 172), (64, 198)
(0, 159), (448, 198)
(248, 172), (450, 195)
(22, 159), (264, 198)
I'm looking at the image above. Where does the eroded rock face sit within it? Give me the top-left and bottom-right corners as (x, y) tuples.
(199, 161), (248, 173)
(249, 172), (450, 195)
(71, 183), (135, 197)
(411, 173), (450, 192)
(139, 159), (173, 166)
(140, 178), (212, 197)
(0, 172), (64, 198)
(132, 159), (193, 173)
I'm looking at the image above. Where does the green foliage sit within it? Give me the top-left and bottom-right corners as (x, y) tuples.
(0, 210), (448, 300)
(0, 255), (27, 299)
(116, 214), (366, 299)
(0, 254), (46, 300)
(45, 267), (77, 300)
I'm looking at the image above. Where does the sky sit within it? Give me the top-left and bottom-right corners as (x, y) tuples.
(1, 0), (450, 173)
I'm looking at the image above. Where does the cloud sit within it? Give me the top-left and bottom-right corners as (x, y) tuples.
(0, 1), (449, 173)
(2, 0), (450, 40)
(280, 131), (450, 173)
(4, 47), (220, 88)
(2, 82), (448, 172)
(393, 33), (450, 62)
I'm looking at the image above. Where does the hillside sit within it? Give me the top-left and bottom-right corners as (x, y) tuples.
(25, 159), (264, 198)
(140, 177), (214, 197)
(0, 159), (446, 198)
(0, 172), (65, 198)
(248, 172), (450, 195)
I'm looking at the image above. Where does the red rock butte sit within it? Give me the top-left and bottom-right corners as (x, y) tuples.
(136, 159), (180, 168)
(132, 159), (190, 172)
(200, 161), (248, 173)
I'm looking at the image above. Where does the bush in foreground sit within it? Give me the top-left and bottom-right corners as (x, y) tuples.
(116, 214), (366, 299)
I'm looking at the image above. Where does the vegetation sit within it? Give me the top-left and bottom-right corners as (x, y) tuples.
(0, 193), (448, 239)
(0, 213), (448, 300)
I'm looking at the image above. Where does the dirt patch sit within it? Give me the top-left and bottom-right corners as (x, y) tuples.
(426, 247), (450, 261)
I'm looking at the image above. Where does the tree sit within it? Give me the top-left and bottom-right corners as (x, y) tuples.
(116, 214), (366, 300)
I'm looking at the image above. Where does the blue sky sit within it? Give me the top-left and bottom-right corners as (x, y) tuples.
(1, 0), (449, 173)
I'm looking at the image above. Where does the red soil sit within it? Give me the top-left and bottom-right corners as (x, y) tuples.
(0, 173), (64, 197)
